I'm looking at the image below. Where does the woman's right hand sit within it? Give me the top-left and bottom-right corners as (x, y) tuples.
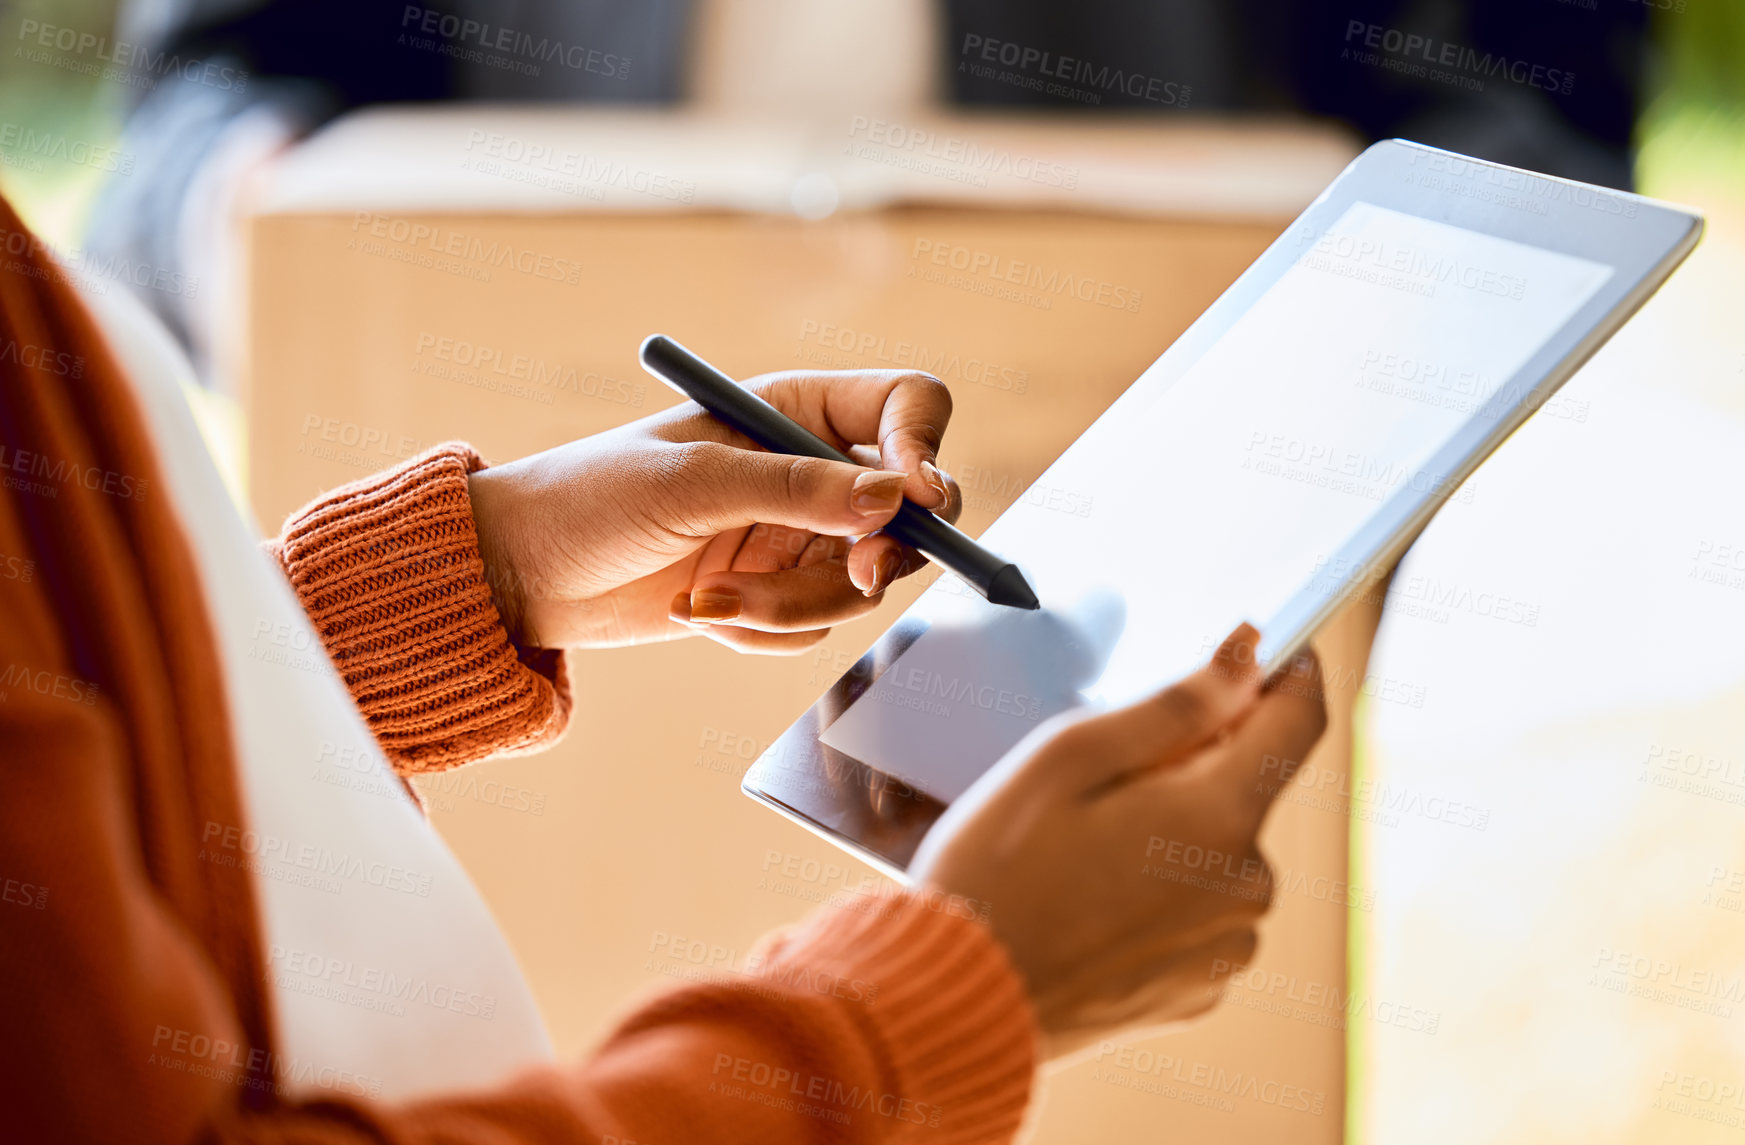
(908, 624), (1326, 1061)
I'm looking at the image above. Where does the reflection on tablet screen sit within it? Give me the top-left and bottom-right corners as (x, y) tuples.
(819, 202), (1614, 803)
(820, 590), (1125, 803)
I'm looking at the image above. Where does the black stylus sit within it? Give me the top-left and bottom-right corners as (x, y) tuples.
(638, 334), (1040, 611)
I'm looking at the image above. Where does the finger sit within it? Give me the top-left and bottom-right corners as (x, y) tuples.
(930, 464), (963, 524)
(1212, 649), (1329, 833)
(846, 533), (914, 596)
(735, 523), (822, 573)
(797, 532), (851, 569)
(1062, 623), (1267, 792)
(666, 440), (909, 538)
(753, 371), (955, 510)
(671, 564), (884, 633)
(846, 444), (964, 525)
(843, 450), (963, 592)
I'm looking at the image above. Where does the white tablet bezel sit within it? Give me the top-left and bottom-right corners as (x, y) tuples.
(742, 139), (1703, 880)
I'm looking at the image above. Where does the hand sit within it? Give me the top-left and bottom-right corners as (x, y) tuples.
(908, 624), (1327, 1061)
(466, 369), (963, 653)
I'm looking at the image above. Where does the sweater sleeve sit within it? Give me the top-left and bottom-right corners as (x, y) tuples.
(0, 642), (1037, 1143)
(266, 443), (569, 774)
(230, 892), (1038, 1145)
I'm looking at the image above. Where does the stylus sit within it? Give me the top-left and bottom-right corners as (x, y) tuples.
(639, 334), (1041, 611)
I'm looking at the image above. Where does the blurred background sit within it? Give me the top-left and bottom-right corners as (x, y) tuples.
(5, 2), (1744, 1142)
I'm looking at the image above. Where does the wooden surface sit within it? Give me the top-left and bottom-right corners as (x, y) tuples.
(245, 202), (1378, 1143)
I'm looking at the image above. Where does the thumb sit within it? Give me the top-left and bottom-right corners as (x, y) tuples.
(1204, 647), (1328, 836)
(670, 441), (910, 537)
(1068, 623), (1266, 793)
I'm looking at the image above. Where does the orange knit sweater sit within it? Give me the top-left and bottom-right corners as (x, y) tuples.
(0, 194), (1036, 1144)
(265, 442), (571, 773)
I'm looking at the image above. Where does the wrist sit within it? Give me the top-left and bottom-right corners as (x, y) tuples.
(467, 468), (532, 647)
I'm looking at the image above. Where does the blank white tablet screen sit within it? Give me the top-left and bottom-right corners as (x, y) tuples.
(818, 201), (1614, 804)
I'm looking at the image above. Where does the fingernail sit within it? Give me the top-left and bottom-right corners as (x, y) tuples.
(867, 548), (903, 596)
(851, 470), (907, 518)
(690, 587), (742, 622)
(669, 592), (692, 623)
(919, 460), (949, 509)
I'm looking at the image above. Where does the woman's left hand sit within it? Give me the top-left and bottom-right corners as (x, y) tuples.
(466, 369), (963, 654)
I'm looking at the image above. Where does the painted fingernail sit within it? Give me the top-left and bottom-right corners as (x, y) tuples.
(919, 460), (950, 509)
(669, 592), (692, 623)
(690, 587), (742, 622)
(851, 470), (907, 518)
(867, 548), (903, 596)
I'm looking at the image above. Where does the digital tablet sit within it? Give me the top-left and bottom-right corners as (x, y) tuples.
(742, 139), (1702, 879)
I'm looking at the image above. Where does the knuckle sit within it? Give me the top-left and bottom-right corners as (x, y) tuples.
(901, 371), (953, 414)
(1030, 711), (1106, 777)
(1044, 709), (1105, 756)
(782, 456), (837, 511)
(785, 456), (816, 509)
(894, 376), (952, 444)
(1157, 681), (1212, 735)
(895, 423), (944, 458)
(669, 439), (733, 484)
(742, 372), (802, 402)
(766, 584), (824, 628)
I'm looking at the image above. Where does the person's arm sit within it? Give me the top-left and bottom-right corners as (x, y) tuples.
(263, 368), (971, 775)
(0, 651), (1034, 1143)
(3, 462), (1325, 1144)
(2, 179), (1325, 1145)
(0, 511), (1034, 1140)
(2, 533), (1319, 1145)
(264, 443), (572, 773)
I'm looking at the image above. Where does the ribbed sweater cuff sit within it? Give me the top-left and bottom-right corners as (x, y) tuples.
(768, 890), (1038, 1142)
(270, 443), (571, 773)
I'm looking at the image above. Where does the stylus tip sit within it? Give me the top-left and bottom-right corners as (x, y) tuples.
(987, 565), (1041, 611)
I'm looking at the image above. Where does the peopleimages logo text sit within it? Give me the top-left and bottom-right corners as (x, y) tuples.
(1344, 20), (1575, 95)
(16, 20), (249, 91)
(959, 34), (1190, 107)
(399, 5), (629, 78)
